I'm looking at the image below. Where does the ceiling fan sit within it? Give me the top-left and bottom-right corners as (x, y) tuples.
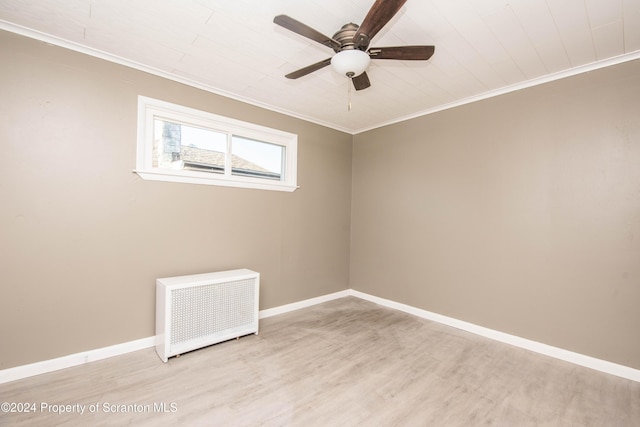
(274, 0), (435, 91)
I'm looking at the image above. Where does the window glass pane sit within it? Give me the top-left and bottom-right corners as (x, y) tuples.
(153, 119), (227, 173)
(231, 136), (284, 181)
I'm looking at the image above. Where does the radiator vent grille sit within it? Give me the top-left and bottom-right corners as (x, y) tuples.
(170, 278), (256, 347)
(155, 269), (259, 362)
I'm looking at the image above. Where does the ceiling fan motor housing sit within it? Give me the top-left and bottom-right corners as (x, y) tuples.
(332, 23), (365, 52)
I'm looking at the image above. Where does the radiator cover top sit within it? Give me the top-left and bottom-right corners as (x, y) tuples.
(156, 269), (259, 362)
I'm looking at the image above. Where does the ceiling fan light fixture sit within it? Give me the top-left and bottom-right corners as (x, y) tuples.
(331, 49), (370, 78)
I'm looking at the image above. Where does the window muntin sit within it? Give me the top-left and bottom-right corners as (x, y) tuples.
(136, 96), (298, 192)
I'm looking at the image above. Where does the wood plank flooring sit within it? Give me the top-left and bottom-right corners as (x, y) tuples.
(1, 297), (639, 426)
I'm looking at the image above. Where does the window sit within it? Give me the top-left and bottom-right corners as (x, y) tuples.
(135, 96), (298, 192)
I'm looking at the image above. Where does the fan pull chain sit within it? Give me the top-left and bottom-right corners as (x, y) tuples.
(348, 77), (353, 111)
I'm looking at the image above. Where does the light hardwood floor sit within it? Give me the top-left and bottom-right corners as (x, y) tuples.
(1, 297), (639, 426)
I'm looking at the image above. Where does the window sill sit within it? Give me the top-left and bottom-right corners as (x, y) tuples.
(134, 169), (299, 192)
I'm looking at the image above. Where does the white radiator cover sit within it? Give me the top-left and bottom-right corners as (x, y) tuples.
(155, 269), (260, 363)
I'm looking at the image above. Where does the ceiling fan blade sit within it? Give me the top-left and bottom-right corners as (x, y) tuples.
(368, 45), (435, 60)
(352, 72), (371, 91)
(285, 58), (332, 79)
(354, 0), (407, 50)
(274, 15), (341, 51)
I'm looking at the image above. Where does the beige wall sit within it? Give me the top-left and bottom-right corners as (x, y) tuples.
(0, 31), (352, 369)
(2, 27), (639, 373)
(351, 59), (640, 369)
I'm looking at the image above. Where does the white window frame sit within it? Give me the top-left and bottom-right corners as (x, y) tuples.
(135, 96), (298, 192)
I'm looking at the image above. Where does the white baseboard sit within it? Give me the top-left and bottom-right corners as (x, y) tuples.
(0, 337), (156, 385)
(259, 290), (350, 319)
(349, 289), (640, 383)
(2, 289), (638, 384)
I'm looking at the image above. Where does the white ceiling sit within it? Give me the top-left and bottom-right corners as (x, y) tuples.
(1, 0), (639, 133)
